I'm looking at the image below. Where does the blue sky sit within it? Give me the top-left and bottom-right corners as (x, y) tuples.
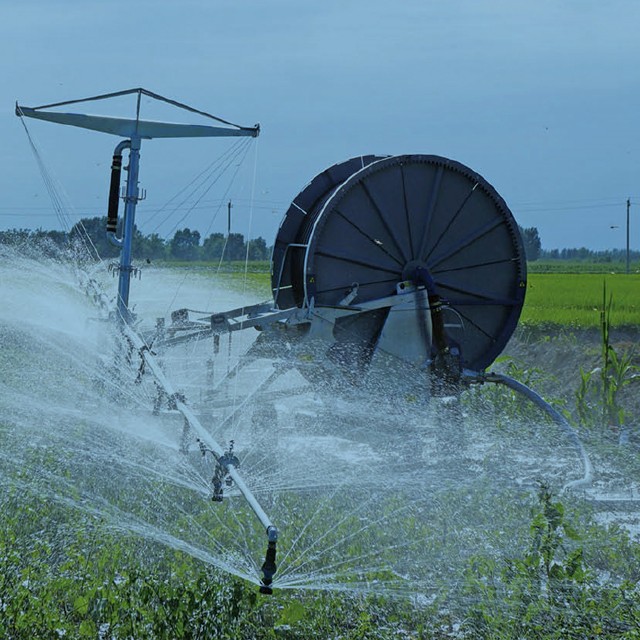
(2, 0), (639, 250)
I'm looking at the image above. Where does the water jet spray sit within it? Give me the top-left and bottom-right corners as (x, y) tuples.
(16, 90), (594, 595)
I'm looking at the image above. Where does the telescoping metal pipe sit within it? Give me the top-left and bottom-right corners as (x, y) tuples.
(120, 322), (279, 592)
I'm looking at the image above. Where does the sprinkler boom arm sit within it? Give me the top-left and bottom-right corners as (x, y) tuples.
(121, 319), (278, 591)
(79, 274), (279, 590)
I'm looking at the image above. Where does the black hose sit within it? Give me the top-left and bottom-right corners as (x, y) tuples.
(259, 526), (278, 594)
(107, 152), (123, 234)
(480, 372), (593, 491)
(259, 542), (277, 594)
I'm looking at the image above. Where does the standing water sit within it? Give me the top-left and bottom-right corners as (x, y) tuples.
(0, 243), (629, 597)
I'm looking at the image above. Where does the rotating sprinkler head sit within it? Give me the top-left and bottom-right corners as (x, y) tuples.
(259, 525), (278, 594)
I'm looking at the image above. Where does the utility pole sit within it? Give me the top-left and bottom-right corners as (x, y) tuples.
(626, 198), (631, 274)
(228, 200), (232, 235)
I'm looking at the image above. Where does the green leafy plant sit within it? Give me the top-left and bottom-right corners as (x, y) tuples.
(459, 483), (640, 639)
(575, 282), (639, 436)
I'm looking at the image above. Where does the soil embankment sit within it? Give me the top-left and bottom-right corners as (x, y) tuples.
(501, 325), (640, 431)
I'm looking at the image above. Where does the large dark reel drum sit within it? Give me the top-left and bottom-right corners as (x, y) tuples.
(271, 154), (526, 374)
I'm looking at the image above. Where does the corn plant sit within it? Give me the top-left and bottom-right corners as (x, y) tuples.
(575, 282), (639, 437)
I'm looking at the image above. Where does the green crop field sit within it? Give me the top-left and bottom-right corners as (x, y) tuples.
(210, 264), (640, 328)
(522, 273), (640, 327)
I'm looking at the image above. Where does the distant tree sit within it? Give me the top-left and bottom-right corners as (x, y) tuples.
(1, 227), (73, 259)
(577, 247), (591, 260)
(32, 228), (67, 246)
(518, 225), (542, 262)
(69, 216), (153, 261)
(248, 236), (269, 261)
(224, 233), (246, 261)
(69, 217), (119, 258)
(139, 233), (166, 261)
(0, 228), (32, 245)
(130, 226), (147, 259)
(30, 228), (69, 257)
(170, 228), (201, 260)
(202, 232), (226, 261)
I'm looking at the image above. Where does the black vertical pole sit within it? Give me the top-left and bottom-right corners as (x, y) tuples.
(228, 200), (232, 235)
(627, 198), (631, 274)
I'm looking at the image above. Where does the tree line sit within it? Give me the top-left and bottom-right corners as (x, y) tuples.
(538, 247), (640, 262)
(1, 218), (636, 264)
(513, 226), (639, 263)
(0, 217), (272, 262)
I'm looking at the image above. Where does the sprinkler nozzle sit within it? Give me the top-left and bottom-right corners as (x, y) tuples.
(259, 526), (278, 594)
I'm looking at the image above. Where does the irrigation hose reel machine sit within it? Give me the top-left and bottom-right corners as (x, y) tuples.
(166, 153), (528, 404)
(18, 92), (591, 594)
(165, 154), (591, 497)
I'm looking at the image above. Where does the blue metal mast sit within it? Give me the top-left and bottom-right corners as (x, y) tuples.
(17, 88), (259, 323)
(115, 135), (141, 321)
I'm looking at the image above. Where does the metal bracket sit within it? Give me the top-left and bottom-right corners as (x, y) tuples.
(198, 439), (240, 502)
(108, 263), (142, 280)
